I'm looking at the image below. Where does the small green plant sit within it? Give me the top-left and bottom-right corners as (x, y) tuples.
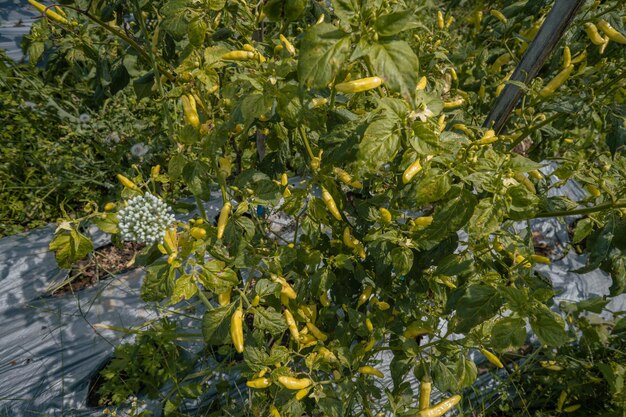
(96, 319), (188, 407)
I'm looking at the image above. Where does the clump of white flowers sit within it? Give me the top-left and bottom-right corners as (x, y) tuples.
(118, 193), (175, 244)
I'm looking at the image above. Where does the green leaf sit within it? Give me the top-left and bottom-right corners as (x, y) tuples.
(92, 213), (119, 234)
(49, 229), (94, 269)
(529, 305), (569, 347)
(133, 72), (155, 100)
(432, 359), (458, 392)
(141, 260), (175, 302)
(202, 303), (236, 345)
(456, 356), (478, 388)
(507, 185), (539, 219)
(182, 160), (211, 199)
(450, 285), (502, 333)
(298, 24), (352, 89)
(263, 0), (306, 21)
(168, 154), (187, 180)
(253, 306), (288, 335)
(469, 198), (505, 237)
(572, 218), (593, 244)
(255, 279), (282, 298)
(366, 40), (418, 100)
(357, 116), (401, 171)
(171, 274), (198, 303)
(391, 247), (413, 276)
(199, 260), (238, 294)
(606, 105), (626, 156)
(419, 187), (477, 249)
(490, 317), (527, 351)
(413, 172), (451, 205)
(331, 0), (359, 26)
(575, 215), (616, 273)
(243, 346), (270, 371)
(374, 10), (419, 36)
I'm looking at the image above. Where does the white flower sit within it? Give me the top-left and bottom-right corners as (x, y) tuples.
(117, 193), (175, 243)
(79, 113), (91, 123)
(106, 131), (121, 143)
(130, 142), (149, 157)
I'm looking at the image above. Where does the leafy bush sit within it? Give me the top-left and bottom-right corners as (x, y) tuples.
(26, 0), (626, 415)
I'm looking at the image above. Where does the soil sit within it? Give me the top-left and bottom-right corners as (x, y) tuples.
(52, 242), (144, 296)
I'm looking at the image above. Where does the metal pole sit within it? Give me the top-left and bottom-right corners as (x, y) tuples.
(483, 0), (586, 133)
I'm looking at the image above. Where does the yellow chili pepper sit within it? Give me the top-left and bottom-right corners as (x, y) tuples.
(597, 20), (626, 44)
(445, 16), (454, 28)
(218, 288), (231, 306)
(284, 309), (300, 341)
(584, 22), (607, 45)
(311, 97), (328, 108)
(28, 0), (68, 24)
(557, 390), (567, 412)
(295, 387), (310, 401)
(217, 201), (232, 239)
(278, 376), (311, 390)
(305, 322), (328, 341)
(490, 9), (507, 24)
(319, 292), (331, 307)
(539, 65), (573, 97)
(404, 322), (431, 338)
(251, 294), (260, 306)
(321, 187), (342, 221)
(531, 254), (551, 264)
(562, 46), (571, 68)
(473, 10), (483, 32)
(151, 165), (161, 178)
(379, 207), (392, 223)
(230, 307), (244, 353)
(246, 377), (271, 389)
(474, 129), (498, 145)
(365, 318), (373, 333)
(116, 174), (139, 190)
(438, 114), (446, 132)
(564, 404), (581, 413)
(222, 50), (256, 60)
(412, 216), (434, 228)
(357, 286), (372, 308)
(570, 49), (587, 64)
(417, 395), (461, 417)
(335, 77), (383, 93)
(104, 202), (116, 211)
(402, 159), (422, 184)
(514, 254), (532, 269)
(419, 378), (432, 410)
(333, 167), (362, 188)
(358, 366), (384, 378)
(318, 346), (337, 362)
(416, 76), (428, 91)
(443, 98), (465, 109)
(342, 227), (356, 249)
(437, 10), (444, 30)
(279, 34), (296, 56)
(480, 348), (504, 368)
(585, 184), (601, 197)
(190, 226), (207, 240)
(181, 94), (200, 128)
(490, 53), (511, 73)
(270, 405), (281, 417)
(540, 360), (563, 371)
(376, 300), (390, 310)
(513, 173), (537, 194)
(529, 169), (544, 180)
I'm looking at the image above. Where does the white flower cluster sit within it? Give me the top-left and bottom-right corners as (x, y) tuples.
(118, 193), (175, 244)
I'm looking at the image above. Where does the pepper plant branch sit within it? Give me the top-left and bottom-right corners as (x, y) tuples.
(531, 200), (626, 219)
(80, 10), (175, 82)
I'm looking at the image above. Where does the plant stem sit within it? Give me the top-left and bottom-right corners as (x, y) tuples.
(531, 200), (626, 219)
(80, 11), (175, 82)
(297, 125), (315, 160)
